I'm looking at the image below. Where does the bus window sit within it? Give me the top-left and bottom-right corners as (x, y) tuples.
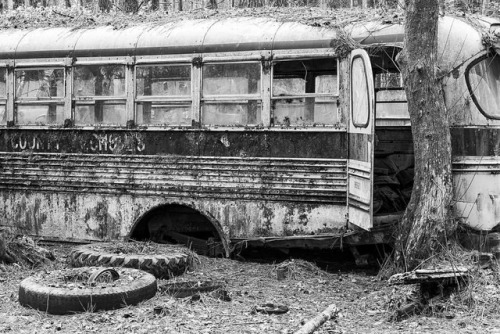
(0, 68), (6, 125)
(351, 56), (369, 127)
(15, 68), (64, 125)
(467, 54), (500, 120)
(136, 64), (192, 126)
(202, 62), (262, 126)
(272, 58), (338, 126)
(73, 65), (126, 125)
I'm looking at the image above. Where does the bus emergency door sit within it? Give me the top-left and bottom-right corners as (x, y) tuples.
(347, 49), (375, 230)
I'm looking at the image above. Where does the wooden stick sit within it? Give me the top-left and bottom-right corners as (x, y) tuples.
(294, 304), (339, 334)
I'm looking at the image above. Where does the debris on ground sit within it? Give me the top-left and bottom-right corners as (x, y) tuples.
(0, 233), (54, 267)
(1, 244), (500, 332)
(294, 303), (339, 334)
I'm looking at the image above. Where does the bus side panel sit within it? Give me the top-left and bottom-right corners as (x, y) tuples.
(0, 191), (348, 242)
(0, 129), (347, 158)
(452, 128), (500, 231)
(0, 129), (349, 241)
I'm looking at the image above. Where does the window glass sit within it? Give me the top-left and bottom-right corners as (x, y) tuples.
(203, 63), (260, 96)
(351, 57), (369, 127)
(467, 54), (500, 119)
(136, 65), (191, 97)
(273, 59), (337, 96)
(0, 105), (6, 125)
(136, 102), (191, 125)
(74, 103), (126, 125)
(15, 69), (64, 99)
(202, 101), (261, 126)
(74, 65), (125, 97)
(202, 62), (261, 126)
(273, 97), (336, 126)
(17, 104), (64, 125)
(0, 68), (6, 98)
(272, 58), (337, 126)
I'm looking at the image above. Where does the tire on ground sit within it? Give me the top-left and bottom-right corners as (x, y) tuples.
(69, 243), (193, 279)
(19, 267), (157, 315)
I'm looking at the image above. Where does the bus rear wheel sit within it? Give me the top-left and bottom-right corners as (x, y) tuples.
(69, 242), (196, 279)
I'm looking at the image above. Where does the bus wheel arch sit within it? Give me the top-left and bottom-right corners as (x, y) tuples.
(128, 202), (230, 257)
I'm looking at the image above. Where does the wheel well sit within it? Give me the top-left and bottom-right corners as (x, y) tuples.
(129, 204), (229, 257)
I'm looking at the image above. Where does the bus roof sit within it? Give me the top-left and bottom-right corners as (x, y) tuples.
(0, 17), (342, 59)
(350, 16), (489, 71)
(0, 14), (493, 64)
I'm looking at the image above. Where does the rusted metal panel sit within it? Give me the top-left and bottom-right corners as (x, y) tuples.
(453, 157), (500, 230)
(0, 151), (346, 203)
(348, 133), (372, 162)
(0, 129), (348, 158)
(0, 191), (348, 242)
(0, 127), (349, 242)
(451, 127), (500, 156)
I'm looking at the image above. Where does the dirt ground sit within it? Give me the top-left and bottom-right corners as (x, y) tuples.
(1, 244), (500, 334)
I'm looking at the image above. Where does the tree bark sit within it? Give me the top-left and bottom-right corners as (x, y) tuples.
(124, 0), (139, 12)
(396, 0), (455, 270)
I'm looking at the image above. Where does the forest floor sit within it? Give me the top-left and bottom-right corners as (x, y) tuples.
(1, 243), (500, 334)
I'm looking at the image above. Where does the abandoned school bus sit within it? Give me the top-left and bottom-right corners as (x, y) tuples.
(0, 16), (498, 258)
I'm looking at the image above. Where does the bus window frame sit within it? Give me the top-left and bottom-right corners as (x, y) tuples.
(72, 62), (128, 127)
(201, 60), (264, 127)
(270, 57), (340, 128)
(134, 62), (194, 127)
(14, 66), (66, 126)
(465, 52), (500, 121)
(351, 54), (370, 128)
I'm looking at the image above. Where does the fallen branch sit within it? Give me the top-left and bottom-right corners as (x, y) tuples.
(294, 304), (339, 334)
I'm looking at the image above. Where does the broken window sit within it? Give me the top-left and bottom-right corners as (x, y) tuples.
(15, 68), (65, 125)
(136, 64), (192, 126)
(0, 68), (6, 125)
(466, 53), (500, 120)
(272, 58), (338, 126)
(73, 65), (126, 125)
(202, 62), (262, 126)
(371, 48), (408, 122)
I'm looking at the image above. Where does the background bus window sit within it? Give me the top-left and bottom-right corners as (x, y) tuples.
(202, 62), (262, 126)
(15, 68), (64, 125)
(136, 64), (192, 126)
(73, 65), (126, 125)
(0, 68), (6, 125)
(272, 58), (338, 126)
(467, 54), (500, 120)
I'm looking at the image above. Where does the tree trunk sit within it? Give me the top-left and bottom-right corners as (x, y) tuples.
(124, 0), (139, 12)
(396, 0), (455, 270)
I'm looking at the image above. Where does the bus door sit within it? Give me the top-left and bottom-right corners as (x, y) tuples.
(347, 49), (375, 230)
